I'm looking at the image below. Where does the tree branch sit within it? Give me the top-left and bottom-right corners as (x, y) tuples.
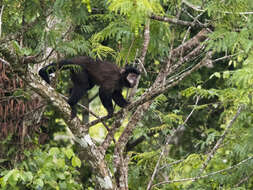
(199, 105), (243, 173)
(5, 60), (114, 190)
(129, 19), (150, 99)
(150, 15), (208, 28)
(235, 170), (253, 187)
(0, 57), (10, 66)
(182, 0), (204, 12)
(153, 156), (253, 188)
(146, 96), (200, 190)
(0, 5), (4, 38)
(112, 20), (151, 188)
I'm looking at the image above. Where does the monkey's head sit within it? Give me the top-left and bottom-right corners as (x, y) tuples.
(121, 66), (140, 88)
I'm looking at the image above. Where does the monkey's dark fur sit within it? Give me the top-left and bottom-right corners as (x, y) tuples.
(39, 56), (140, 118)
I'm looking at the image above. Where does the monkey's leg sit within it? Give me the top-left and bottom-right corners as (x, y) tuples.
(112, 90), (129, 108)
(68, 86), (88, 119)
(99, 88), (114, 116)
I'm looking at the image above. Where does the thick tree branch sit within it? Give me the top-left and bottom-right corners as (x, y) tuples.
(2, 58), (114, 189)
(112, 20), (151, 189)
(170, 28), (210, 61)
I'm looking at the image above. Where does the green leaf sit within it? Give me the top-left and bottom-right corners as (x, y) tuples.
(2, 169), (17, 187)
(12, 41), (22, 55)
(56, 158), (65, 168)
(210, 72), (221, 79)
(49, 147), (60, 156)
(72, 156), (81, 168)
(34, 178), (44, 188)
(57, 172), (66, 180)
(223, 71), (230, 79)
(64, 148), (74, 159)
(21, 171), (33, 182)
(9, 169), (20, 187)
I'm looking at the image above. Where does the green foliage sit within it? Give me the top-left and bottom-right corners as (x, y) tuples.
(108, 0), (163, 31)
(0, 147), (82, 190)
(11, 41), (32, 56)
(231, 53), (253, 89)
(2, 0), (253, 189)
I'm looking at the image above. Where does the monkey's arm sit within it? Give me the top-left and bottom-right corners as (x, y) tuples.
(112, 90), (130, 108)
(38, 63), (57, 84)
(99, 88), (114, 116)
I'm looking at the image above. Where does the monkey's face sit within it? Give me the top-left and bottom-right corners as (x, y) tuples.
(126, 73), (138, 88)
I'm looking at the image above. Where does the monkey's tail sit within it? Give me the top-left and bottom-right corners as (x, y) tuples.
(38, 60), (75, 84)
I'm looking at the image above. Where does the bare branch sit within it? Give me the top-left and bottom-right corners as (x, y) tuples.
(0, 5), (4, 37)
(170, 28), (210, 61)
(159, 154), (190, 170)
(223, 11), (253, 15)
(0, 57), (10, 66)
(199, 105), (243, 173)
(182, 0), (253, 15)
(235, 170), (253, 187)
(212, 53), (241, 63)
(153, 156), (253, 187)
(182, 0), (204, 12)
(100, 117), (123, 156)
(129, 19), (150, 99)
(150, 15), (208, 28)
(146, 96), (200, 190)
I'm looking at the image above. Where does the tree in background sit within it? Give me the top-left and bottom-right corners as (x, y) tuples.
(0, 0), (253, 189)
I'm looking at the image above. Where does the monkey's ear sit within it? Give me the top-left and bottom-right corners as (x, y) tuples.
(120, 64), (130, 74)
(120, 68), (126, 74)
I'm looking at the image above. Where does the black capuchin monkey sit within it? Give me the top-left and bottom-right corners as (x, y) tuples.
(39, 56), (140, 118)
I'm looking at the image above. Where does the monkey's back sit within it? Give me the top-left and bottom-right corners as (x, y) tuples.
(70, 56), (121, 91)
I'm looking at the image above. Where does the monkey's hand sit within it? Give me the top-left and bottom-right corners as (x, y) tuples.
(122, 101), (130, 108)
